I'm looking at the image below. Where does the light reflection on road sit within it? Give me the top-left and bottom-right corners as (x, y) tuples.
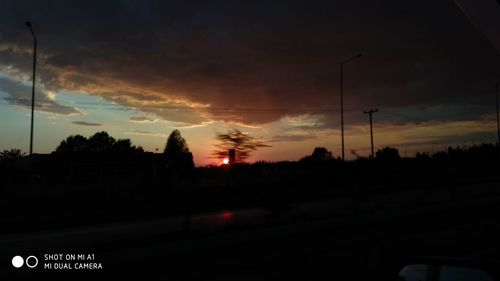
(189, 209), (271, 231)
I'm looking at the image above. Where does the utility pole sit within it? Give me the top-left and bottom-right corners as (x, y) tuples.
(340, 53), (362, 161)
(496, 82), (500, 163)
(364, 108), (378, 158)
(26, 21), (37, 156)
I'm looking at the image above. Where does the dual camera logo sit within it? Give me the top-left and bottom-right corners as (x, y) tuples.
(12, 255), (38, 268)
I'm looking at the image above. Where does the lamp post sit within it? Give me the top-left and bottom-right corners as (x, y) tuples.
(340, 53), (362, 161)
(26, 21), (37, 156)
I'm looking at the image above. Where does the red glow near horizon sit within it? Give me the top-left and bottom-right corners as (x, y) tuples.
(221, 210), (233, 223)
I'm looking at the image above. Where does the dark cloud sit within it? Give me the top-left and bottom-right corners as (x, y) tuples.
(72, 121), (101, 126)
(269, 134), (317, 143)
(129, 116), (155, 122)
(384, 129), (498, 149)
(0, 0), (499, 126)
(431, 130), (499, 146)
(312, 103), (496, 131)
(0, 76), (80, 115)
(127, 130), (166, 137)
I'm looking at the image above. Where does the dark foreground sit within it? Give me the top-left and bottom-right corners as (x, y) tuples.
(2, 180), (500, 280)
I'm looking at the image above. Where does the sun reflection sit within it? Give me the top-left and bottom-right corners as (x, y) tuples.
(221, 210), (233, 223)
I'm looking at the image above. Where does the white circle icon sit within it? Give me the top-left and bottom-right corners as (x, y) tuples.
(12, 256), (24, 268)
(26, 256), (38, 268)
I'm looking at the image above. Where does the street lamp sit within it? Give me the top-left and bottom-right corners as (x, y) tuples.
(26, 21), (37, 156)
(340, 53), (362, 161)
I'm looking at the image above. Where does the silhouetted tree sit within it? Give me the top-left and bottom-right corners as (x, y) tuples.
(113, 139), (144, 153)
(213, 129), (270, 163)
(163, 130), (194, 169)
(0, 149), (25, 160)
(56, 135), (88, 152)
(375, 146), (400, 161)
(55, 132), (142, 153)
(300, 147), (334, 162)
(87, 131), (116, 152)
(430, 143), (497, 163)
(415, 152), (431, 160)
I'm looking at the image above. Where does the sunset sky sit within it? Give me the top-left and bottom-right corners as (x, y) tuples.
(1, 0), (499, 165)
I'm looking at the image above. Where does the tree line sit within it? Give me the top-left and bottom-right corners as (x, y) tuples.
(1, 129), (498, 166)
